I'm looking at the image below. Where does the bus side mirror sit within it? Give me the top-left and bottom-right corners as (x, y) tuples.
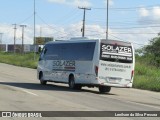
(39, 57), (42, 61)
(38, 47), (42, 53)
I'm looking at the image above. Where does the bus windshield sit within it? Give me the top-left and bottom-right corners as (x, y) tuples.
(100, 40), (133, 63)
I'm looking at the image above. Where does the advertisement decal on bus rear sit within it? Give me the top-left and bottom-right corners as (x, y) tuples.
(98, 41), (134, 84)
(100, 43), (133, 62)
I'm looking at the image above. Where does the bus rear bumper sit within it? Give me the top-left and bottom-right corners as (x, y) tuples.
(99, 82), (133, 88)
(78, 82), (133, 88)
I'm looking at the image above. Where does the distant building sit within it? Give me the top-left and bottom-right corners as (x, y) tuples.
(0, 44), (7, 51)
(1, 44), (38, 53)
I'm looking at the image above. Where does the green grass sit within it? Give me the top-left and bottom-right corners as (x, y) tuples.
(0, 52), (39, 69)
(133, 61), (160, 92)
(0, 52), (160, 92)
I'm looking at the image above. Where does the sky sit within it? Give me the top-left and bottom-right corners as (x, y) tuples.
(1, 0), (160, 48)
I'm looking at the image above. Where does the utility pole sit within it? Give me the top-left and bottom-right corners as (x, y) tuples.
(34, 0), (36, 60)
(12, 24), (17, 54)
(106, 0), (109, 40)
(0, 33), (3, 51)
(78, 7), (91, 37)
(20, 25), (27, 54)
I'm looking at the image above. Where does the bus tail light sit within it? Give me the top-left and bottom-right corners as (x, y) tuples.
(131, 70), (134, 79)
(95, 66), (98, 76)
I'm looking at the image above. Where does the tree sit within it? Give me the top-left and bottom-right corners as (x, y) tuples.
(144, 37), (160, 67)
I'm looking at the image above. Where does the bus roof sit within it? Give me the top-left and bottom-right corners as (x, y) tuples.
(46, 38), (132, 45)
(46, 39), (99, 45)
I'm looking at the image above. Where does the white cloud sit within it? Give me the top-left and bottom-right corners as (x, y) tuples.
(104, 0), (114, 6)
(48, 0), (92, 7)
(152, 6), (160, 20)
(139, 6), (160, 24)
(139, 8), (149, 17)
(48, 0), (66, 4)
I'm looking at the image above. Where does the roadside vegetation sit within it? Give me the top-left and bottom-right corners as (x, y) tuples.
(134, 56), (160, 92)
(0, 36), (160, 92)
(134, 36), (160, 92)
(0, 52), (38, 69)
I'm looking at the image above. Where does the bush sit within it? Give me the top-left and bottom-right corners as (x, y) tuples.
(133, 59), (160, 92)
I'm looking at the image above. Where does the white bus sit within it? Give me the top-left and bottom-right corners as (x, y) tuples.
(37, 38), (135, 93)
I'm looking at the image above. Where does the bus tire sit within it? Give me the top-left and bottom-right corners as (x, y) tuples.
(69, 75), (82, 90)
(99, 86), (111, 93)
(69, 75), (76, 89)
(39, 72), (47, 85)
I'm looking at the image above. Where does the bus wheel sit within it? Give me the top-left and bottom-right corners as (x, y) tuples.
(39, 72), (47, 85)
(69, 76), (76, 89)
(99, 86), (111, 93)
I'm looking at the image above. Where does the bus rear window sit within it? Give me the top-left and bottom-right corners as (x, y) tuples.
(100, 41), (133, 63)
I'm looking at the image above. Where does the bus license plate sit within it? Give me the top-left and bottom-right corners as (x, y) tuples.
(108, 78), (117, 83)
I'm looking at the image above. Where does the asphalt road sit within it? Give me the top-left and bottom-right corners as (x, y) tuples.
(0, 63), (159, 120)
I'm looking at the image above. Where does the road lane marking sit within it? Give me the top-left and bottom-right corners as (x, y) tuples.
(0, 80), (39, 97)
(21, 89), (39, 96)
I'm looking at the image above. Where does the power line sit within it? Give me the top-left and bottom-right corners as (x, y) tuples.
(88, 19), (160, 25)
(17, 14), (34, 25)
(84, 32), (145, 46)
(92, 4), (160, 11)
(110, 25), (160, 29)
(36, 14), (67, 35)
(53, 8), (79, 24)
(85, 29), (158, 36)
(111, 32), (158, 34)
(86, 20), (160, 30)
(36, 9), (81, 29)
(59, 11), (81, 26)
(35, 14), (73, 40)
(108, 33), (145, 46)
